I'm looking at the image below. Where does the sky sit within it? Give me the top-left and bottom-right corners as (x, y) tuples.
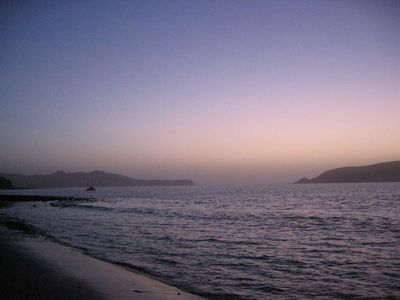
(1, 0), (399, 184)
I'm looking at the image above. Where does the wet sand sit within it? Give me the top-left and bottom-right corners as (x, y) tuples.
(0, 228), (205, 300)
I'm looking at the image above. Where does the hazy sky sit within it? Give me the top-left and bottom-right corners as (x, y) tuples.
(1, 0), (399, 184)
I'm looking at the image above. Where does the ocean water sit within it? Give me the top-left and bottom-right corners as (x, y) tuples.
(1, 183), (400, 299)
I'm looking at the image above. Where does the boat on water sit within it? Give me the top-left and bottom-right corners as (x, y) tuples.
(86, 186), (96, 191)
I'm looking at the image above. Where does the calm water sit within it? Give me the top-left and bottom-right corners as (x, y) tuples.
(2, 183), (400, 299)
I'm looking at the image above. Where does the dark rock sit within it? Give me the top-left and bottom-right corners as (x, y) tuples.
(0, 177), (14, 189)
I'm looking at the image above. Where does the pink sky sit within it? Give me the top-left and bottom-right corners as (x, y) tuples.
(1, 1), (399, 183)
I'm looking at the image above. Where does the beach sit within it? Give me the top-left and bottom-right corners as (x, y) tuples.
(1, 185), (399, 299)
(0, 196), (205, 300)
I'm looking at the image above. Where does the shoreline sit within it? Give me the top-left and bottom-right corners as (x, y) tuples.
(0, 226), (205, 300)
(0, 196), (206, 300)
(0, 229), (107, 300)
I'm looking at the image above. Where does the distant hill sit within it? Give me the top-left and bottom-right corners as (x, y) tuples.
(0, 170), (194, 188)
(0, 176), (14, 189)
(295, 161), (400, 184)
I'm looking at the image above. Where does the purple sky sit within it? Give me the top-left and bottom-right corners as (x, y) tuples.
(1, 0), (399, 184)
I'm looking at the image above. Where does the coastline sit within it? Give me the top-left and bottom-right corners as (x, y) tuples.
(0, 227), (205, 300)
(0, 196), (206, 300)
(0, 229), (106, 300)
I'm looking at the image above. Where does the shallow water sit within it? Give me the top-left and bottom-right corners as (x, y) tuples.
(2, 183), (400, 299)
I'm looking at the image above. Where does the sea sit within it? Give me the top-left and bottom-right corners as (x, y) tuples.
(1, 183), (400, 299)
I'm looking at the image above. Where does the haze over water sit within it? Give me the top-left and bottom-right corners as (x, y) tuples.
(1, 1), (400, 184)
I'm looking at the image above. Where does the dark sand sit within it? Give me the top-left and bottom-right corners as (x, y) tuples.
(0, 227), (205, 300)
(0, 195), (205, 300)
(0, 230), (106, 300)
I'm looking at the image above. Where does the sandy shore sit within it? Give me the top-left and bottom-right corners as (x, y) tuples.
(0, 227), (205, 300)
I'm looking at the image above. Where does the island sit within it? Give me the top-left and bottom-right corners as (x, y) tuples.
(0, 170), (194, 188)
(295, 160), (400, 184)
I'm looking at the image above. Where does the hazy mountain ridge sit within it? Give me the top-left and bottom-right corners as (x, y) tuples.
(0, 170), (194, 188)
(296, 161), (400, 184)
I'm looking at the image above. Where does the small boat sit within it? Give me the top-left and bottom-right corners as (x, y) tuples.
(86, 186), (96, 191)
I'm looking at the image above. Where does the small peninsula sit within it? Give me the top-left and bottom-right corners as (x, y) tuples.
(295, 161), (400, 184)
(0, 170), (194, 188)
